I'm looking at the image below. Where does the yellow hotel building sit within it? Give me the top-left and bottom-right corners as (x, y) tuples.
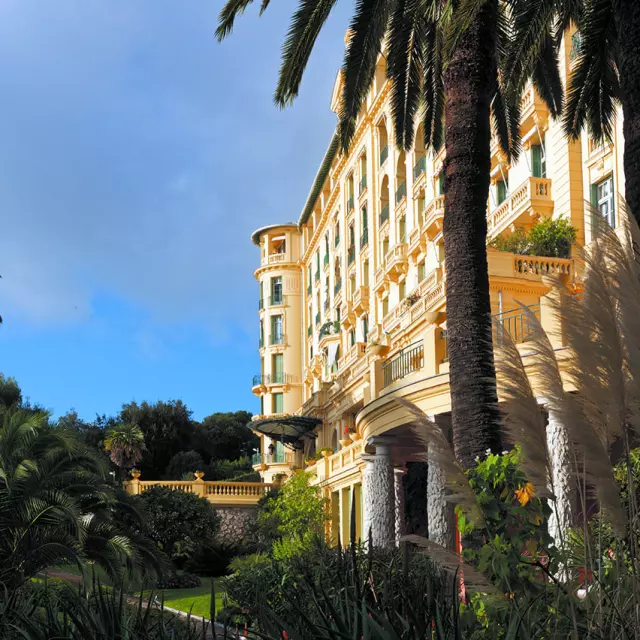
(250, 29), (625, 547)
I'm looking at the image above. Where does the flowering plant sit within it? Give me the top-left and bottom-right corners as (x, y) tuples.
(343, 426), (356, 435)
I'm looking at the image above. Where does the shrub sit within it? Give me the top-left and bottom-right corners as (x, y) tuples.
(164, 450), (205, 480)
(186, 541), (242, 577)
(155, 572), (201, 589)
(491, 217), (576, 258)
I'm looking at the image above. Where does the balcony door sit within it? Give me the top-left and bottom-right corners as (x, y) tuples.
(272, 353), (284, 384)
(271, 315), (283, 344)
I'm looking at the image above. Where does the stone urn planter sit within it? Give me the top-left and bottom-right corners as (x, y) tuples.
(349, 431), (360, 442)
(194, 471), (205, 480)
(305, 458), (316, 467)
(339, 438), (351, 447)
(130, 469), (141, 480)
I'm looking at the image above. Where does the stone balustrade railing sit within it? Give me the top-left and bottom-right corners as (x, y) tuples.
(123, 473), (278, 507)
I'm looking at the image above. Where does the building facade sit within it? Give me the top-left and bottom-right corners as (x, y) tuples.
(250, 27), (625, 545)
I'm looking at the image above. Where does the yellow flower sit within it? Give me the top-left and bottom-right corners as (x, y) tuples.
(515, 482), (536, 506)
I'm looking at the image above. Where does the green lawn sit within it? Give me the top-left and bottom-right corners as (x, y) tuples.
(155, 581), (223, 619)
(53, 565), (224, 619)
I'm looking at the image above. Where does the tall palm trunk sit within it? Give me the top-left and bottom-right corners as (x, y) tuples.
(611, 0), (640, 225)
(442, 1), (502, 468)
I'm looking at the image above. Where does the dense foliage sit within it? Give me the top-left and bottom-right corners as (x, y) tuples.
(490, 217), (577, 258)
(137, 485), (220, 569)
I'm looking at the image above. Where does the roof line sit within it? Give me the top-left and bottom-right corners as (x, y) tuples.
(297, 130), (340, 228)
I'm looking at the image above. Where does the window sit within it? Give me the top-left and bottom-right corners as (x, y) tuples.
(310, 345), (314, 360)
(398, 217), (406, 243)
(272, 353), (284, 383)
(592, 175), (615, 228)
(418, 261), (426, 282)
(382, 296), (389, 318)
(259, 320), (264, 348)
(362, 315), (369, 343)
(399, 281), (406, 300)
(496, 180), (508, 205)
(363, 260), (369, 287)
(349, 223), (355, 247)
(271, 315), (283, 344)
(382, 237), (389, 260)
(273, 238), (286, 254)
(531, 143), (546, 178)
(436, 171), (445, 196)
(335, 220), (340, 246)
(272, 393), (284, 413)
(271, 276), (282, 305)
(331, 346), (340, 374)
(361, 206), (368, 230)
(260, 395), (264, 415)
(349, 329), (356, 347)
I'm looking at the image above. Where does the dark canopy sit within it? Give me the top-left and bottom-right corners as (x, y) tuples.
(250, 415), (322, 446)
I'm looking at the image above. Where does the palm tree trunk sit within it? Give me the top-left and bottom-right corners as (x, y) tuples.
(611, 0), (640, 226)
(442, 1), (502, 468)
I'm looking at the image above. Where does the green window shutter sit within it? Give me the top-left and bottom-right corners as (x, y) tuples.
(273, 354), (283, 375)
(497, 181), (507, 204)
(531, 145), (542, 178)
(362, 207), (368, 228)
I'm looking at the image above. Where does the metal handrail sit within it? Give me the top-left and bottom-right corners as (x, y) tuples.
(382, 342), (424, 387)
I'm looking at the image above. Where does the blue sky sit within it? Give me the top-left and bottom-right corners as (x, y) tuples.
(0, 0), (351, 421)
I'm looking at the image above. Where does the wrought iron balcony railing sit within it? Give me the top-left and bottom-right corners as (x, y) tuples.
(359, 175), (367, 194)
(379, 204), (389, 225)
(395, 181), (407, 204)
(360, 228), (368, 249)
(252, 373), (294, 386)
(413, 156), (426, 180)
(334, 278), (342, 295)
(382, 342), (424, 388)
(270, 333), (284, 345)
(380, 145), (388, 166)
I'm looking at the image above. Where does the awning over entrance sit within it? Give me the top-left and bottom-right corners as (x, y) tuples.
(250, 415), (322, 446)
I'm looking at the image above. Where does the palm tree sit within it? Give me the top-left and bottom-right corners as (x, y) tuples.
(0, 408), (161, 587)
(104, 422), (146, 472)
(216, 0), (561, 467)
(560, 0), (640, 226)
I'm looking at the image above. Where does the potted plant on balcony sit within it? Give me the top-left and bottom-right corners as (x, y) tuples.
(305, 455), (317, 467)
(345, 426), (359, 442)
(405, 291), (421, 308)
(340, 427), (353, 447)
(316, 447), (333, 458)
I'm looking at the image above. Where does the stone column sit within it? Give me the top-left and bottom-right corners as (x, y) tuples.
(365, 436), (396, 547)
(546, 407), (573, 550)
(394, 467), (407, 545)
(361, 457), (374, 545)
(427, 415), (455, 549)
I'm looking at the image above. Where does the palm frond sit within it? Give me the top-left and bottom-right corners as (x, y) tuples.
(215, 0), (258, 41)
(387, 0), (430, 150)
(532, 30), (563, 117)
(274, 0), (339, 108)
(563, 0), (619, 142)
(493, 320), (552, 497)
(338, 0), (393, 151)
(393, 398), (482, 524)
(420, 15), (444, 152)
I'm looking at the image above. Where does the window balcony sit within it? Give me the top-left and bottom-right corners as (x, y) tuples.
(315, 270), (320, 282)
(382, 341), (424, 388)
(487, 176), (553, 241)
(324, 253), (329, 267)
(380, 145), (388, 166)
(359, 175), (367, 195)
(347, 195), (354, 212)
(260, 252), (289, 266)
(379, 203), (389, 226)
(493, 304), (541, 345)
(422, 195), (445, 240)
(269, 295), (285, 306)
(360, 228), (368, 249)
(270, 333), (285, 346)
(413, 156), (426, 181)
(334, 278), (342, 295)
(252, 451), (293, 466)
(353, 285), (370, 316)
(315, 312), (321, 326)
(252, 373), (294, 387)
(395, 181), (407, 204)
(347, 246), (356, 266)
(319, 320), (341, 339)
(340, 300), (356, 330)
(384, 243), (408, 282)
